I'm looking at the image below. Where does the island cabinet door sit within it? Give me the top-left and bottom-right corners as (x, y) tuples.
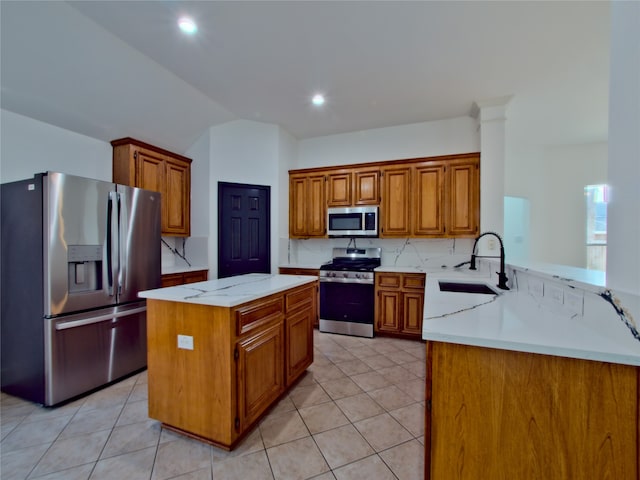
(236, 322), (285, 431)
(285, 307), (314, 386)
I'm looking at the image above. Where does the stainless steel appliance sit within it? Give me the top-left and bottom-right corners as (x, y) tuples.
(327, 206), (379, 237)
(1, 172), (161, 406)
(319, 247), (381, 338)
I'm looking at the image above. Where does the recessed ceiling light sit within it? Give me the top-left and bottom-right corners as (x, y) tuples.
(311, 94), (325, 106)
(178, 17), (197, 35)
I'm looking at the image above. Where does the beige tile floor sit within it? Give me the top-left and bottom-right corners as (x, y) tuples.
(1, 331), (426, 479)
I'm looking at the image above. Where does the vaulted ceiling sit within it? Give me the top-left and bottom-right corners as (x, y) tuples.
(1, 1), (609, 154)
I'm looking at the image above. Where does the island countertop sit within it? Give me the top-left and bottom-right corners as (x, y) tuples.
(139, 273), (318, 308)
(422, 267), (640, 367)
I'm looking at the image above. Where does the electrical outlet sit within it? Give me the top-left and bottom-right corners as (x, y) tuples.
(545, 284), (564, 304)
(565, 290), (584, 316)
(177, 334), (194, 350)
(528, 277), (544, 298)
(487, 238), (497, 250)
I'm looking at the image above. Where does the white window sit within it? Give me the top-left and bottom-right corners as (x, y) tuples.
(585, 184), (607, 271)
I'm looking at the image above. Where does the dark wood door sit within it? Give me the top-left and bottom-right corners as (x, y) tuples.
(218, 182), (270, 278)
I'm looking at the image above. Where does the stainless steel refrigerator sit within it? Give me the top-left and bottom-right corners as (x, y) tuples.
(1, 171), (161, 406)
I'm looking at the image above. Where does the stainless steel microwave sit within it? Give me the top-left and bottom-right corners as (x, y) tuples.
(327, 206), (379, 237)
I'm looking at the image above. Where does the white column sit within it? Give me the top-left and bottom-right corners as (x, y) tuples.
(473, 96), (512, 240)
(606, 1), (640, 294)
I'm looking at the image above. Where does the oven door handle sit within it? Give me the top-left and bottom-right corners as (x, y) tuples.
(319, 277), (374, 285)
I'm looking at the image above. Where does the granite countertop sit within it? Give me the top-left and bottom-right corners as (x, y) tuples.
(422, 269), (640, 367)
(139, 273), (317, 308)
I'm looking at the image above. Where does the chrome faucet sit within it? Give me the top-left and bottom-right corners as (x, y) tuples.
(469, 231), (510, 290)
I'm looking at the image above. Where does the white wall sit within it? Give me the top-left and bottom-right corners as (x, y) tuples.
(206, 120), (292, 278)
(298, 116), (479, 168)
(278, 128), (298, 264)
(506, 142), (607, 268)
(290, 116), (480, 267)
(0, 110), (111, 183)
(606, 0), (640, 294)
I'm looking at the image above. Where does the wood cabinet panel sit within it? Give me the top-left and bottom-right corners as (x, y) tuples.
(289, 174), (326, 238)
(285, 307), (314, 385)
(237, 322), (284, 430)
(425, 342), (639, 480)
(413, 163), (445, 236)
(278, 267), (320, 276)
(112, 138), (192, 237)
(147, 301), (235, 446)
(353, 169), (380, 205)
(327, 168), (379, 207)
(376, 290), (401, 333)
(375, 272), (425, 339)
(164, 159), (190, 235)
(402, 292), (424, 335)
(235, 297), (284, 336)
(448, 161), (479, 236)
(380, 166), (412, 237)
(279, 269), (320, 328)
(327, 172), (352, 207)
(183, 270), (208, 284)
(136, 151), (164, 193)
(161, 270), (207, 287)
(308, 175), (326, 236)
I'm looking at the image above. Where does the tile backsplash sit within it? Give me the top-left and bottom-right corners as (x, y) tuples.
(286, 237), (474, 269)
(161, 236), (208, 268)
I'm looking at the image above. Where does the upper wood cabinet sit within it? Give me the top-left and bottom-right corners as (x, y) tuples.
(289, 173), (326, 238)
(447, 159), (480, 236)
(289, 152), (479, 239)
(327, 168), (380, 207)
(379, 165), (412, 237)
(111, 138), (191, 237)
(379, 154), (479, 238)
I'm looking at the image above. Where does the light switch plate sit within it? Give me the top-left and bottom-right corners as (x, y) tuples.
(177, 334), (194, 350)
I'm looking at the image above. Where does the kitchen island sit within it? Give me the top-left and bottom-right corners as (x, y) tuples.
(139, 273), (318, 450)
(421, 266), (640, 479)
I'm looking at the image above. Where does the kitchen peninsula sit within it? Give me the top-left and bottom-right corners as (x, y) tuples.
(421, 266), (640, 479)
(138, 273), (318, 450)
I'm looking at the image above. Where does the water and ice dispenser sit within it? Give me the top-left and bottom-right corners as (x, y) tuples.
(67, 245), (102, 293)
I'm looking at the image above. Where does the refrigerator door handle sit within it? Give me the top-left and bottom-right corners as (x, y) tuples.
(116, 192), (122, 295)
(106, 192), (115, 296)
(54, 306), (147, 330)
(106, 191), (120, 297)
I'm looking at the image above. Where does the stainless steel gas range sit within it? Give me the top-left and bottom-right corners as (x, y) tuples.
(319, 247), (381, 338)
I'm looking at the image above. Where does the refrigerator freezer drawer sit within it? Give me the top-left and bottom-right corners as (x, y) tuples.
(44, 302), (147, 406)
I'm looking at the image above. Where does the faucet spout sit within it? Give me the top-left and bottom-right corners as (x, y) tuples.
(469, 231), (510, 290)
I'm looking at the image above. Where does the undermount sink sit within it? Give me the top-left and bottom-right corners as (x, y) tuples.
(438, 281), (498, 295)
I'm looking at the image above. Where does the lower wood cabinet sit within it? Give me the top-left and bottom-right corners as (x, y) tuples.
(375, 272), (426, 339)
(161, 269), (208, 287)
(425, 341), (640, 479)
(279, 267), (320, 328)
(236, 322), (285, 430)
(146, 281), (317, 450)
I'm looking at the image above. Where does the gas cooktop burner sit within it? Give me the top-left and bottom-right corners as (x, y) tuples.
(319, 247), (382, 273)
(320, 259), (381, 272)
